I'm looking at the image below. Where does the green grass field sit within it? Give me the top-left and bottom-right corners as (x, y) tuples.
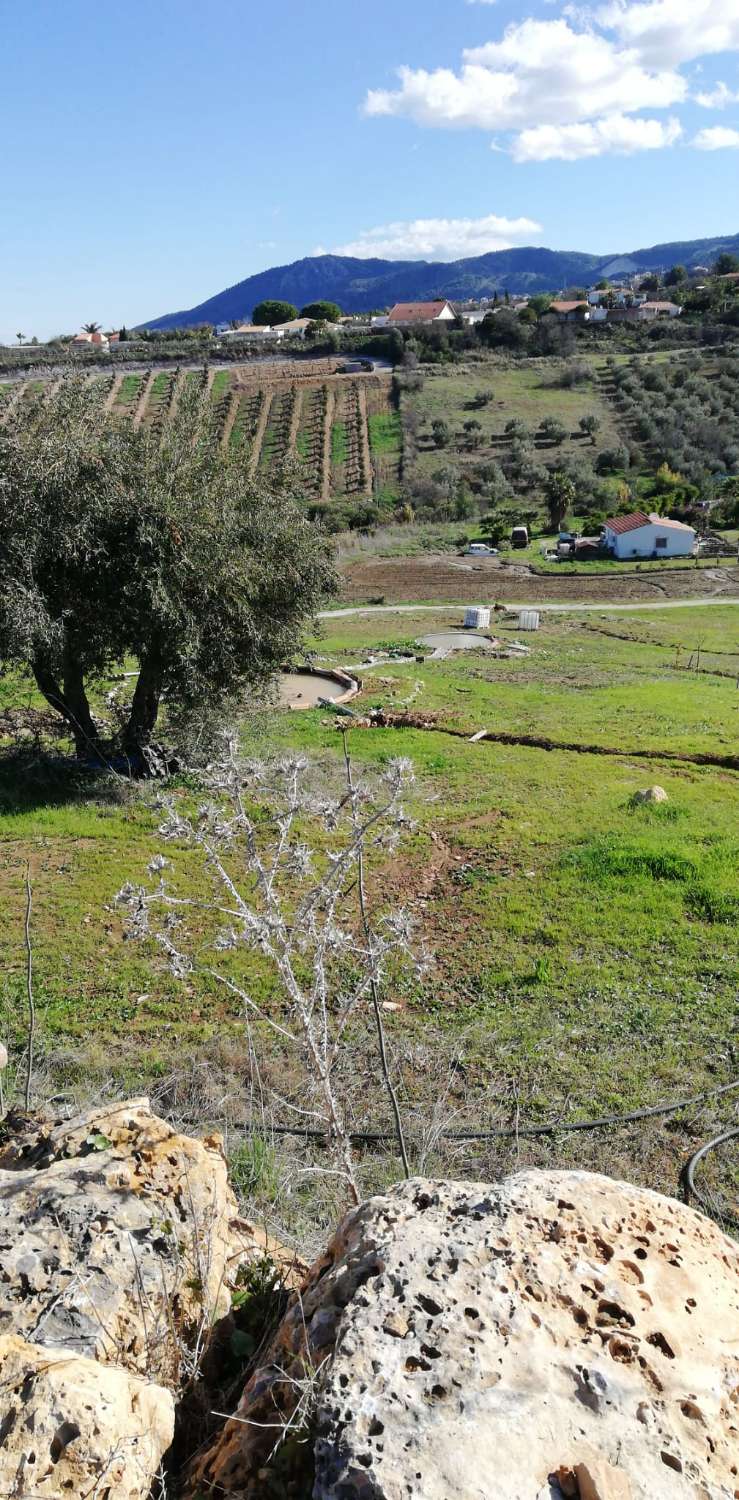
(1, 603), (736, 1219)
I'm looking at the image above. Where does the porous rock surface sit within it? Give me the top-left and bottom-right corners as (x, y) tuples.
(188, 1171), (739, 1500)
(0, 1095), (238, 1381)
(0, 1097), (268, 1500)
(0, 1333), (174, 1500)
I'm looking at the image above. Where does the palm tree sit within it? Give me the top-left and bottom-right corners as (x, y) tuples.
(82, 322), (101, 335)
(16, 332), (25, 345)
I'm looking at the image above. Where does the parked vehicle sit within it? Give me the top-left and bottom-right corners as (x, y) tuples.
(511, 526), (529, 549)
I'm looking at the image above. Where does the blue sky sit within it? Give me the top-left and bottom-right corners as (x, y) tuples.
(2, 0), (738, 339)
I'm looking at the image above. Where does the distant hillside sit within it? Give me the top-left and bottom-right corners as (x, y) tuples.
(140, 233), (739, 330)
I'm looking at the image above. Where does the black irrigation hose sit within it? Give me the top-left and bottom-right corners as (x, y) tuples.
(244, 1078), (739, 1146)
(681, 1125), (739, 1229)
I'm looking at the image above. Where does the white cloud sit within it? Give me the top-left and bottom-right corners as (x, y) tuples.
(597, 0), (739, 67)
(365, 1), (739, 163)
(692, 123), (739, 147)
(327, 213), (543, 261)
(694, 80), (739, 107)
(514, 111), (682, 158)
(365, 19), (685, 131)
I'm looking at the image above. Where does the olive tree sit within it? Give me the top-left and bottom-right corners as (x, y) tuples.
(0, 378), (337, 762)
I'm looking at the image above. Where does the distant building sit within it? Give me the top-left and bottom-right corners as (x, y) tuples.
(639, 300), (682, 319)
(220, 323), (278, 341)
(549, 300), (589, 322)
(384, 300), (457, 327)
(602, 511), (695, 560)
(70, 330), (109, 347)
(271, 317), (316, 338)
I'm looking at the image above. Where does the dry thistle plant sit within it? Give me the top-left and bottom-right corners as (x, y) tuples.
(116, 736), (419, 1205)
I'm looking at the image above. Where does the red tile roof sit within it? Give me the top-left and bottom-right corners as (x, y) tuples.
(604, 511), (651, 535)
(387, 301), (453, 321)
(550, 300), (588, 314)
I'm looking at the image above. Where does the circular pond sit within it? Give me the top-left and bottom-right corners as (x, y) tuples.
(278, 670), (357, 709)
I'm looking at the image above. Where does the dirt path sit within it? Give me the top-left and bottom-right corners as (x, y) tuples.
(288, 387), (303, 459)
(249, 389), (273, 476)
(132, 370), (154, 429)
(220, 390), (240, 449)
(357, 384), (373, 498)
(322, 388), (336, 503)
(320, 598), (739, 619)
(167, 368), (184, 422)
(103, 373), (123, 412)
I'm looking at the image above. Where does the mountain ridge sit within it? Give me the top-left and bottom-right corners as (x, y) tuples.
(140, 232), (739, 330)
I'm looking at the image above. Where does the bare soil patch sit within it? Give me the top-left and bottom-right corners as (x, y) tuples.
(339, 553), (739, 605)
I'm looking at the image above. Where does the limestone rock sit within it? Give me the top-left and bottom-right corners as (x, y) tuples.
(0, 1096), (240, 1385)
(0, 1333), (174, 1500)
(189, 1171), (739, 1500)
(631, 785), (669, 804)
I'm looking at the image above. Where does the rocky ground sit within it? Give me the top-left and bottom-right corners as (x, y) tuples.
(1, 1099), (737, 1500)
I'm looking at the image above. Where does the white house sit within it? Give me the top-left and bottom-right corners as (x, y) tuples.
(602, 511), (695, 560)
(271, 317), (315, 339)
(385, 300), (457, 327)
(220, 323), (277, 341)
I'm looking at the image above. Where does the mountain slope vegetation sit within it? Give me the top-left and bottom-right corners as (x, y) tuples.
(140, 232), (739, 329)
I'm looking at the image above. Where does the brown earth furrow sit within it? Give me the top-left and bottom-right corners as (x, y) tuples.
(249, 389), (272, 476)
(103, 373), (122, 411)
(133, 370), (154, 429)
(357, 384), (373, 497)
(220, 390), (240, 450)
(288, 387), (302, 458)
(322, 387), (335, 502)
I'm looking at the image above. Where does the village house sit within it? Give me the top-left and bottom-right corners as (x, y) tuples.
(271, 317), (316, 338)
(373, 300), (457, 329)
(602, 511), (696, 560)
(220, 323), (278, 342)
(70, 329), (109, 347)
(639, 300), (682, 319)
(549, 300), (590, 322)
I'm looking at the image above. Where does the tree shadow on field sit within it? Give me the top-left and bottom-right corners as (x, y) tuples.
(0, 741), (130, 815)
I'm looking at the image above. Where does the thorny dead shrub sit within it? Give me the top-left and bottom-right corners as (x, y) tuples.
(116, 741), (421, 1204)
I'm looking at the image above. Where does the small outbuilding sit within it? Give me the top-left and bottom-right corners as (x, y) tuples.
(602, 511), (695, 560)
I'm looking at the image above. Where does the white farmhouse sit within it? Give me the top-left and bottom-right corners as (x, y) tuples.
(602, 511), (696, 560)
(385, 300), (457, 327)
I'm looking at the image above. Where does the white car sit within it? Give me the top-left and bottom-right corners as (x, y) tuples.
(466, 543), (498, 556)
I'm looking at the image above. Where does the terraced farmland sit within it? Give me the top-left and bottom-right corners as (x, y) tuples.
(0, 362), (401, 514)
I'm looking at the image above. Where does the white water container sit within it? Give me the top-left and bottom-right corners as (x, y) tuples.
(463, 606), (490, 629)
(518, 610), (540, 631)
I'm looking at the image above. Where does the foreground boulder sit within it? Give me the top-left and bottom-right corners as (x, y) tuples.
(0, 1097), (272, 1500)
(189, 1171), (739, 1499)
(0, 1334), (174, 1500)
(0, 1096), (239, 1382)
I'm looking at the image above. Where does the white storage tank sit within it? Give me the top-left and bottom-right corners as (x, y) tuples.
(518, 609), (540, 631)
(464, 606), (491, 629)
